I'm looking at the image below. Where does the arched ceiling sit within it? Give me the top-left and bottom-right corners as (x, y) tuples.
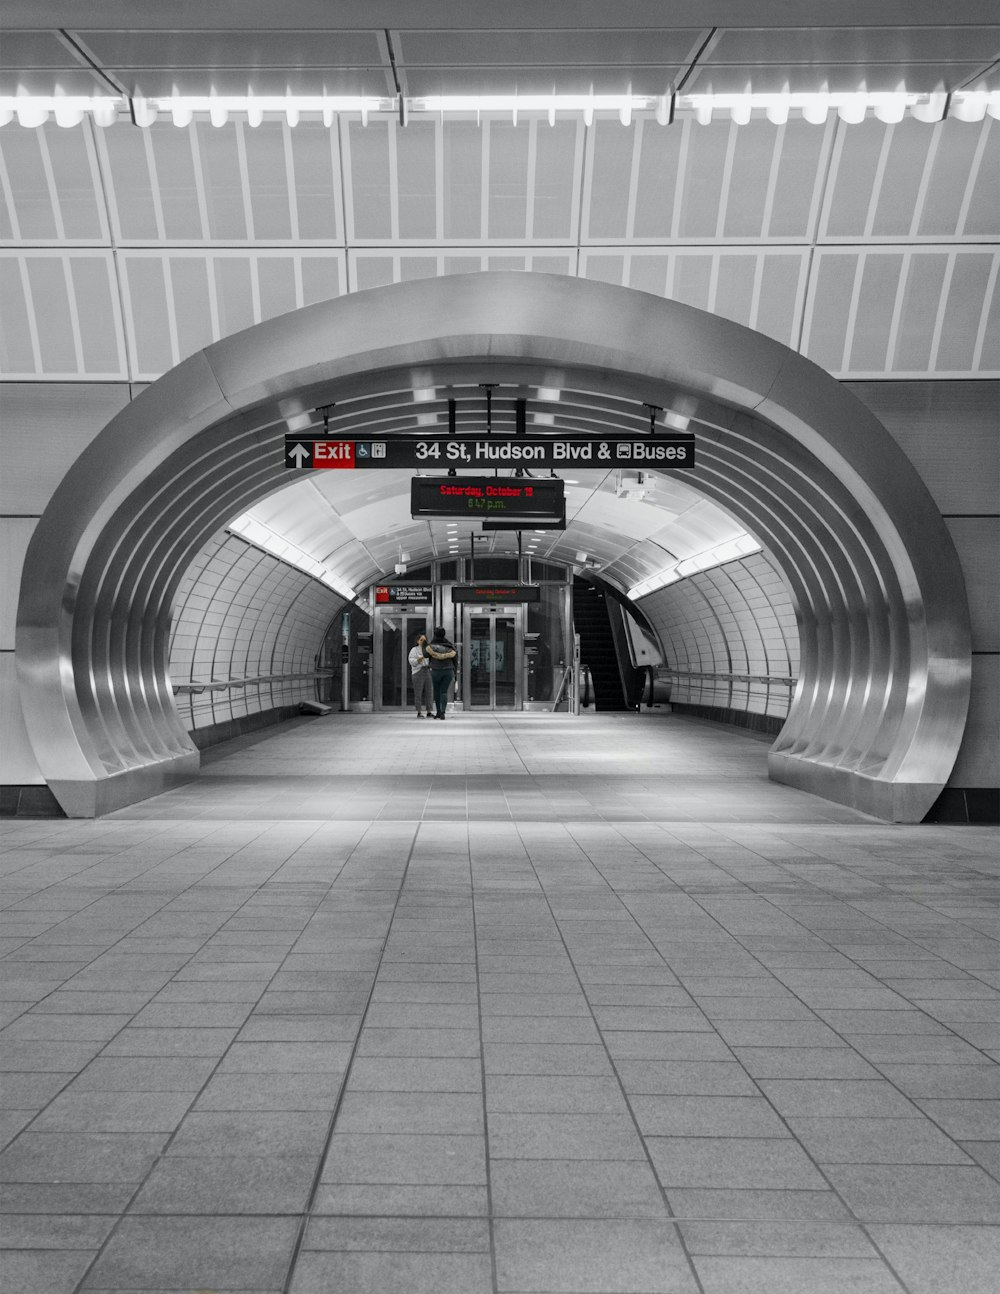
(231, 380), (756, 598)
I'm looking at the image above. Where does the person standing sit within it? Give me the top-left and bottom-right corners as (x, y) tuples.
(408, 632), (433, 717)
(423, 625), (458, 720)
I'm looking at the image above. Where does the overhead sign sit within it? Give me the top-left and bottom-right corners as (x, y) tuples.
(285, 434), (695, 470)
(374, 585), (433, 604)
(411, 477), (564, 520)
(452, 584), (542, 604)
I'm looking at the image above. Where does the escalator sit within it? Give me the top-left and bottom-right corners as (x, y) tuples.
(572, 577), (630, 711)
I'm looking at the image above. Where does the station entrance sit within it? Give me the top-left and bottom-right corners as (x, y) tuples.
(366, 565), (574, 714)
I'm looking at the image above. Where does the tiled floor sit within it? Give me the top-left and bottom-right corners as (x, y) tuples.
(1, 711), (998, 1293)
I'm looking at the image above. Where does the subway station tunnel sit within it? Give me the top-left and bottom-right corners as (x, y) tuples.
(1, 4), (999, 1292)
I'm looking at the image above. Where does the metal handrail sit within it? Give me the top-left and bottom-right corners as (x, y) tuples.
(550, 664), (574, 711)
(663, 668), (795, 686)
(172, 671), (334, 695)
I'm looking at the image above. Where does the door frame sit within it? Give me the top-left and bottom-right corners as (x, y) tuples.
(462, 605), (523, 711)
(373, 606), (430, 709)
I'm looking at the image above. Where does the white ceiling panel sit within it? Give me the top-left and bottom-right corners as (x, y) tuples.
(73, 30), (386, 69)
(705, 26), (1000, 66)
(392, 30), (707, 68)
(0, 31), (85, 69)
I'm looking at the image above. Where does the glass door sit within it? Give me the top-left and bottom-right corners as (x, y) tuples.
(463, 608), (521, 710)
(377, 611), (428, 707)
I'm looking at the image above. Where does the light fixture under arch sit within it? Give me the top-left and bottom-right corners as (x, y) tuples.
(16, 274), (970, 820)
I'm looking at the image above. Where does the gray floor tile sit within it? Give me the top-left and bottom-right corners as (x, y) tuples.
(99, 1026), (239, 1056)
(679, 1220), (878, 1256)
(192, 1071), (346, 1110)
(336, 1090), (485, 1134)
(0, 1211), (117, 1247)
(758, 1080), (918, 1117)
(0, 1183), (136, 1215)
(631, 1095), (790, 1138)
(960, 1139), (1000, 1177)
(867, 1224), (1000, 1294)
(491, 1158), (668, 1218)
(302, 1216), (490, 1250)
(692, 1255), (905, 1293)
(787, 1116), (974, 1164)
(288, 1250), (493, 1294)
(647, 1136), (828, 1189)
(494, 1218), (697, 1292)
(615, 1060), (759, 1095)
(0, 1250), (97, 1294)
(913, 1098), (1000, 1139)
(79, 1216), (298, 1289)
(320, 1133), (486, 1186)
(489, 1111), (645, 1159)
(824, 1164), (1000, 1222)
(483, 1043), (614, 1075)
(165, 1110), (333, 1157)
(0, 1132), (165, 1184)
(872, 1063), (1000, 1099)
(731, 1047), (881, 1079)
(29, 1091), (194, 1134)
(485, 1074), (627, 1113)
(129, 1153), (315, 1214)
(311, 1183), (490, 1216)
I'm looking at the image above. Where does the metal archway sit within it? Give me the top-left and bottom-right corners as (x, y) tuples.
(16, 273), (970, 819)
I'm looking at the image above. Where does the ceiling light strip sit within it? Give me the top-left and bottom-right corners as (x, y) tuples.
(227, 514), (356, 603)
(2, 91), (997, 130)
(627, 532), (762, 601)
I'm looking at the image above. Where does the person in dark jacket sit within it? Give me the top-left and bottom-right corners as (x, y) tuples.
(423, 626), (458, 720)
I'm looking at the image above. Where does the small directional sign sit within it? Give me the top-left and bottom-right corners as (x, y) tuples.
(285, 434), (694, 470)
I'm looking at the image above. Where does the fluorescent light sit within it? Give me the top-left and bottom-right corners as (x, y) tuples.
(533, 413), (555, 427)
(3, 90), (995, 130)
(537, 387), (561, 402)
(228, 513), (355, 602)
(413, 387), (436, 402)
(416, 412), (437, 426)
(627, 532), (762, 601)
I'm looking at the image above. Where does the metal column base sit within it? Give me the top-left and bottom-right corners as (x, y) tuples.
(49, 751), (201, 818)
(768, 750), (938, 824)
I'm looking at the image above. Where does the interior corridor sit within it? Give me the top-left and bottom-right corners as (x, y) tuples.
(2, 713), (998, 1293)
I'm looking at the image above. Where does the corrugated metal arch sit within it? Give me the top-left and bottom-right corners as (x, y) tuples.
(15, 272), (971, 819)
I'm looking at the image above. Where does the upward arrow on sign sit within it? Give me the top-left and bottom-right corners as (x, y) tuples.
(288, 443), (311, 468)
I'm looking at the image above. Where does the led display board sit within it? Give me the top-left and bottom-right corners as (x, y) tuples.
(451, 584), (542, 604)
(410, 477), (564, 520)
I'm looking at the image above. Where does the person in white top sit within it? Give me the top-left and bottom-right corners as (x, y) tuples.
(407, 632), (433, 717)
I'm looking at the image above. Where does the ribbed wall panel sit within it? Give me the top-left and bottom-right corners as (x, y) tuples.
(638, 551), (798, 719)
(168, 531), (342, 731)
(2, 114), (996, 381)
